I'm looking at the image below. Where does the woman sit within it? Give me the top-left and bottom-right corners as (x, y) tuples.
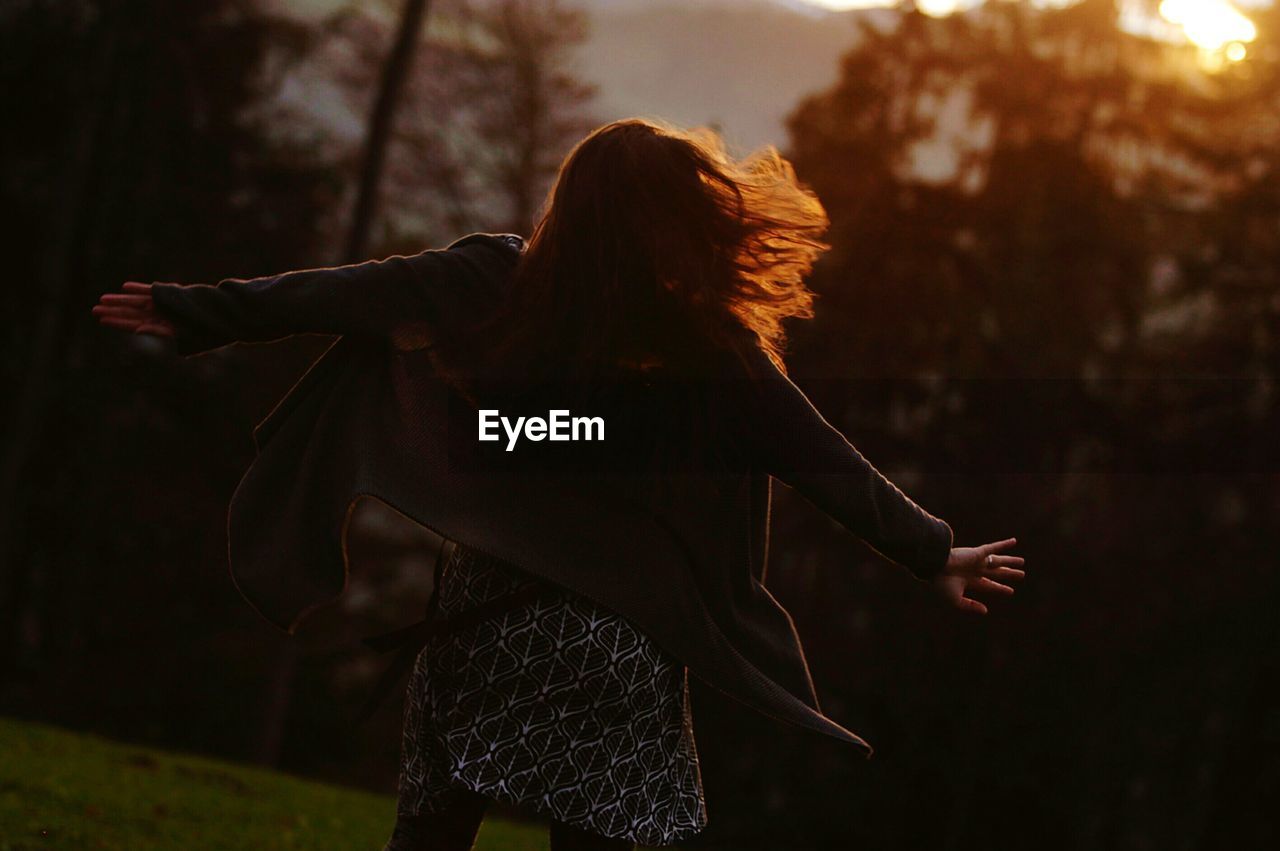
(93, 118), (1025, 850)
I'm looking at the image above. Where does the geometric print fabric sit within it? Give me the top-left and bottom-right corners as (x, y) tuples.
(397, 545), (708, 846)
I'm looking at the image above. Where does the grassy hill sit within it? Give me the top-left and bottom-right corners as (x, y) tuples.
(0, 718), (546, 850)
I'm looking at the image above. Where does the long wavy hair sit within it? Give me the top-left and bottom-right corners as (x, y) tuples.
(442, 117), (830, 386)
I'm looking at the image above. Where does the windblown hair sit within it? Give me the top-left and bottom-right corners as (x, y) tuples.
(445, 117), (830, 384)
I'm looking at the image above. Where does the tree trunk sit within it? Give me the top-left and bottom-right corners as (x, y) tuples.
(343, 0), (433, 264)
(255, 0), (433, 765)
(0, 23), (122, 675)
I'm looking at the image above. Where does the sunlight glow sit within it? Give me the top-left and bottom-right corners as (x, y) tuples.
(917, 0), (963, 16)
(1157, 0), (1257, 51)
(807, 0), (1069, 9)
(804, 0), (897, 8)
(805, 0), (1265, 69)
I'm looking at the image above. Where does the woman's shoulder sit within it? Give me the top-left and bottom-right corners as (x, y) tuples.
(433, 232), (526, 304)
(444, 232), (526, 259)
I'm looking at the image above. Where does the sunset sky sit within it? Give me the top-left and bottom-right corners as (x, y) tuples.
(805, 0), (1271, 52)
(271, 0), (1275, 152)
(280, 1), (1275, 54)
(807, 0), (1269, 8)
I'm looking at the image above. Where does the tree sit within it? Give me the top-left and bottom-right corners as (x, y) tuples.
(306, 0), (596, 247)
(456, 0), (599, 233)
(383, 0), (598, 240)
(344, 0), (433, 264)
(698, 2), (1280, 847)
(0, 0), (336, 763)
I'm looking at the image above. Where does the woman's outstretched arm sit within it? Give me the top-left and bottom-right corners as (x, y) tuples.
(92, 233), (522, 356)
(738, 347), (1024, 613)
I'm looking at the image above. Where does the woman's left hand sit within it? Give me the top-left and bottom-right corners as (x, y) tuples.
(92, 282), (177, 338)
(932, 537), (1025, 615)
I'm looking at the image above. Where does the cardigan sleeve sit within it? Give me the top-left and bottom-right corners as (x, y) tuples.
(739, 348), (953, 582)
(149, 232), (523, 357)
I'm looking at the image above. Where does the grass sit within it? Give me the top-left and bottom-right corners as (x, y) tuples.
(0, 717), (548, 850)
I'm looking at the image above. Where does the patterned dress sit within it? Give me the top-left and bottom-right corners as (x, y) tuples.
(396, 544), (708, 846)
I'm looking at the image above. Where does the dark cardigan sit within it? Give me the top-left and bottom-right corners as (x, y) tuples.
(150, 232), (954, 755)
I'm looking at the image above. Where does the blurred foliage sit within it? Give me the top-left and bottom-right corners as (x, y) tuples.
(683, 2), (1279, 849)
(0, 0), (343, 769)
(299, 0), (598, 245)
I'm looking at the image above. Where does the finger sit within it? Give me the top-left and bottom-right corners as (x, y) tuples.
(121, 282), (154, 293)
(97, 316), (143, 331)
(987, 555), (1024, 568)
(99, 293), (152, 308)
(985, 567), (1026, 582)
(955, 597), (988, 616)
(92, 305), (148, 319)
(973, 577), (1015, 596)
(979, 537), (1018, 555)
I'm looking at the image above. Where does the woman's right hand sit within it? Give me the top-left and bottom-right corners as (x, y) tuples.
(931, 537), (1026, 615)
(92, 282), (177, 338)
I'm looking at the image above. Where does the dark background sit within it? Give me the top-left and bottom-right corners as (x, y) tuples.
(2, 1), (1277, 848)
